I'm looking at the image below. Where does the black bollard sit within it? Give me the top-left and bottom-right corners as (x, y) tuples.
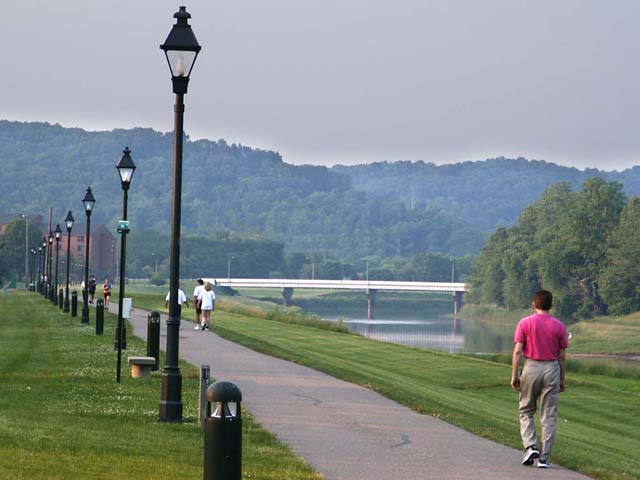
(147, 311), (161, 371)
(58, 289), (64, 310)
(96, 299), (104, 335)
(50, 285), (55, 304)
(71, 291), (78, 317)
(204, 381), (243, 480)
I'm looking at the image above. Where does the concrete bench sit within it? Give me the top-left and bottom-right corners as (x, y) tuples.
(127, 356), (156, 378)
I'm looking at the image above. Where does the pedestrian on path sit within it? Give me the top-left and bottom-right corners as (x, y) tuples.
(511, 289), (569, 469)
(165, 285), (188, 318)
(196, 281), (215, 331)
(88, 275), (97, 303)
(102, 278), (112, 308)
(193, 278), (205, 327)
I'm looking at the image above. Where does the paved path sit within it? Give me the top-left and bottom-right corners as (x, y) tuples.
(117, 304), (591, 480)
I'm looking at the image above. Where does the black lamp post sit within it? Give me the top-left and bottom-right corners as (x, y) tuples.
(54, 224), (61, 306)
(48, 231), (54, 302)
(30, 248), (36, 290)
(64, 210), (75, 312)
(36, 246), (42, 293)
(115, 147), (136, 383)
(41, 237), (47, 295)
(81, 187), (96, 324)
(159, 6), (201, 422)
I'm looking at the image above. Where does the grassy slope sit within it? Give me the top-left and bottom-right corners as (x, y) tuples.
(0, 291), (319, 480)
(116, 289), (638, 480)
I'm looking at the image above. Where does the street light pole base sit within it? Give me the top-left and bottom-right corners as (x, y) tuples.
(160, 369), (183, 422)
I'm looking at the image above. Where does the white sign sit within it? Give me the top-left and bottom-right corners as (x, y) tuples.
(122, 298), (133, 318)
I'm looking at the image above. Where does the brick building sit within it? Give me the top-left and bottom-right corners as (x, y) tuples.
(58, 223), (116, 279)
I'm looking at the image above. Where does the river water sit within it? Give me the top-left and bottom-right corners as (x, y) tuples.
(341, 316), (514, 354)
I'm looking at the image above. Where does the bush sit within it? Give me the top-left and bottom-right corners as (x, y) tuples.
(149, 273), (166, 286)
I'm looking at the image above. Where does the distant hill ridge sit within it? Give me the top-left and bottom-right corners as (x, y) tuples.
(1, 120), (638, 257)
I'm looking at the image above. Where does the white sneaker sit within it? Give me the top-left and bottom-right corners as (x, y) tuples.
(194, 325), (200, 330)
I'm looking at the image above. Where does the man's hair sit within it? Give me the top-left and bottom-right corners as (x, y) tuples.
(197, 278), (204, 285)
(534, 290), (553, 311)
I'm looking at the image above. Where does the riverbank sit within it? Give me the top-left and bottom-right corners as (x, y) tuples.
(459, 303), (640, 356)
(109, 286), (638, 479)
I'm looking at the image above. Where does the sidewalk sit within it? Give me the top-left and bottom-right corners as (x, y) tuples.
(116, 304), (592, 480)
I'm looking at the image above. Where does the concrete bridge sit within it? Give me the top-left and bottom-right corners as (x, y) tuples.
(204, 278), (468, 319)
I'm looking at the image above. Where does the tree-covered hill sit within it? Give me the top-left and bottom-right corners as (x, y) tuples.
(333, 159), (640, 233)
(0, 120), (479, 258)
(4, 120), (640, 259)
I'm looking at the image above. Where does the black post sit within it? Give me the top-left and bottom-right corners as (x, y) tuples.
(161, 91), (185, 421)
(96, 299), (104, 335)
(63, 211), (74, 312)
(204, 382), (243, 480)
(30, 249), (36, 291)
(71, 291), (78, 317)
(64, 230), (71, 312)
(58, 289), (64, 309)
(37, 247), (42, 294)
(48, 234), (54, 302)
(147, 311), (161, 371)
(159, 6), (201, 422)
(81, 187), (95, 324)
(115, 147), (135, 383)
(54, 230), (60, 306)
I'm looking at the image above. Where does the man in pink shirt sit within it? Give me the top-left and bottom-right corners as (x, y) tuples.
(511, 290), (569, 468)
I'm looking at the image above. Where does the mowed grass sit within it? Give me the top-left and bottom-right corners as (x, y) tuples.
(117, 290), (639, 480)
(0, 291), (320, 480)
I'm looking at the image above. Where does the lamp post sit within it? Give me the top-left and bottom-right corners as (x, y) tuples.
(48, 231), (54, 302)
(54, 224), (62, 306)
(41, 237), (47, 295)
(30, 248), (36, 290)
(64, 210), (75, 312)
(81, 187), (96, 324)
(159, 6), (201, 422)
(36, 246), (42, 293)
(227, 258), (231, 280)
(115, 147), (136, 383)
(22, 213), (29, 286)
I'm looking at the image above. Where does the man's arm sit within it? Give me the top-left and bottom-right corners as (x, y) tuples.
(511, 342), (524, 391)
(558, 348), (566, 392)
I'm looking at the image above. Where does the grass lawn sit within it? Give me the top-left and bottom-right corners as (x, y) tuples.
(0, 291), (320, 480)
(111, 289), (639, 480)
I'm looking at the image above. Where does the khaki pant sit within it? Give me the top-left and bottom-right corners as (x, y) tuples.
(519, 359), (561, 462)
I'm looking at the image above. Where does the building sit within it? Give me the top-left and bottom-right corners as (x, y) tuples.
(58, 223), (116, 280)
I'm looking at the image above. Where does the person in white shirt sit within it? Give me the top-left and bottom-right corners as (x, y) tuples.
(193, 279), (205, 328)
(197, 282), (216, 331)
(165, 287), (188, 312)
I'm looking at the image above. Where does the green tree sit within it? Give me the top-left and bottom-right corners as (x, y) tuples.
(599, 197), (640, 315)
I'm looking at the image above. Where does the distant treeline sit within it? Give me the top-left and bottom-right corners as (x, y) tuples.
(469, 178), (640, 319)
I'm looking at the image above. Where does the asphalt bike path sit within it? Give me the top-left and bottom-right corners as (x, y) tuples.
(113, 303), (592, 480)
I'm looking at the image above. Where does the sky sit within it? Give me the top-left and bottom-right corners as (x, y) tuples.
(2, 0), (640, 170)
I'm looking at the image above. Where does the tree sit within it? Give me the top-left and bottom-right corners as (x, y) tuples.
(599, 197), (640, 315)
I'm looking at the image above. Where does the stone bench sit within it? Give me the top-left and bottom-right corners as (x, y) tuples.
(127, 356), (156, 378)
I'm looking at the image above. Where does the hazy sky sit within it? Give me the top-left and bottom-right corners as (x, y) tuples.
(2, 0), (639, 169)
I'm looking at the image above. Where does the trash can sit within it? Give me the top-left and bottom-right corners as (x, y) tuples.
(204, 381), (242, 480)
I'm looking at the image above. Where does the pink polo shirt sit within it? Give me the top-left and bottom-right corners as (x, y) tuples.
(514, 313), (569, 361)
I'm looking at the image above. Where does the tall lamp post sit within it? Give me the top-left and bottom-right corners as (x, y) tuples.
(54, 224), (62, 306)
(30, 248), (36, 290)
(159, 6), (201, 422)
(36, 246), (42, 293)
(40, 237), (47, 295)
(81, 187), (96, 324)
(48, 231), (54, 302)
(115, 147), (136, 383)
(64, 211), (75, 312)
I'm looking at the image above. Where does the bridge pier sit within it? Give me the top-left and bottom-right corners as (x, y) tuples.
(453, 291), (464, 316)
(282, 287), (294, 307)
(366, 289), (377, 320)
